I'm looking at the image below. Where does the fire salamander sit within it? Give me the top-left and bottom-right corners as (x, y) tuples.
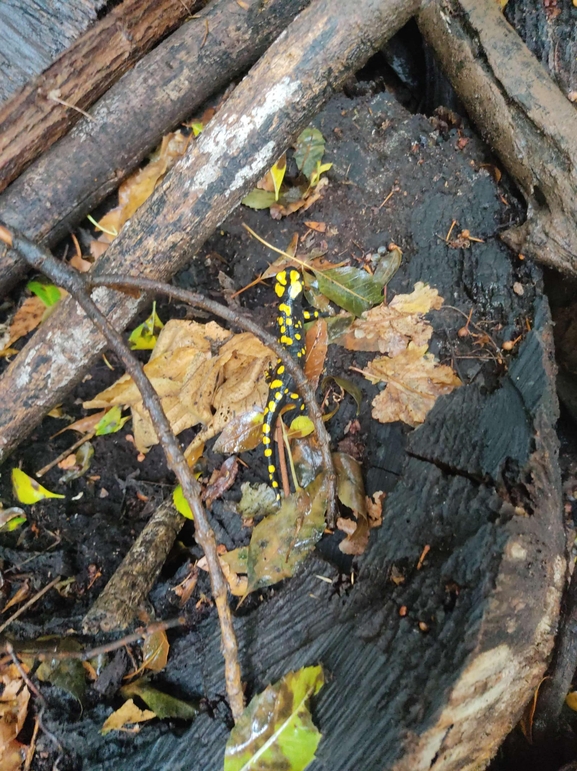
(263, 269), (318, 499)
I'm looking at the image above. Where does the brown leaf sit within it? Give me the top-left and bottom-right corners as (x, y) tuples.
(203, 456), (239, 508)
(335, 282), (443, 355)
(101, 699), (155, 735)
(304, 319), (328, 389)
(363, 343), (462, 427)
(366, 491), (385, 528)
(52, 409), (107, 437)
(333, 452), (370, 555)
(172, 565), (198, 606)
(0, 664), (30, 770)
(140, 630), (169, 673)
(90, 131), (190, 256)
(3, 582), (30, 613)
(197, 554), (248, 597)
(4, 297), (46, 350)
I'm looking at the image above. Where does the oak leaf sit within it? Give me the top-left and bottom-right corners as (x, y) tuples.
(363, 343), (462, 427)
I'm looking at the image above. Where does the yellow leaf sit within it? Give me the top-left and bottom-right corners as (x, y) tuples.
(101, 699), (155, 735)
(566, 691), (577, 711)
(363, 343), (462, 427)
(287, 414), (315, 439)
(173, 485), (194, 520)
(270, 154), (286, 201)
(12, 468), (65, 504)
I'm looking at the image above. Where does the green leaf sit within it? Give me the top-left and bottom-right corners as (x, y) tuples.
(313, 265), (385, 317)
(224, 665), (324, 771)
(128, 302), (164, 350)
(246, 473), (328, 593)
(241, 189), (277, 210)
(294, 128), (326, 181)
(189, 121), (204, 137)
(373, 246), (402, 286)
(322, 375), (363, 415)
(0, 508), (26, 532)
(236, 483), (279, 520)
(173, 484), (194, 520)
(26, 280), (62, 308)
(58, 442), (94, 483)
(94, 406), (130, 436)
(309, 161), (332, 188)
(36, 639), (86, 704)
(333, 452), (366, 517)
(12, 468), (65, 504)
(121, 679), (199, 720)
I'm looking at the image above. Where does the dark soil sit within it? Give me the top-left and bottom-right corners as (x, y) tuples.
(1, 62), (575, 771)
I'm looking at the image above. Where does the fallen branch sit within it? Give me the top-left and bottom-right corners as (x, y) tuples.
(0, 0), (419, 467)
(2, 225), (244, 722)
(0, 0), (198, 193)
(0, 0), (310, 293)
(418, 0), (577, 275)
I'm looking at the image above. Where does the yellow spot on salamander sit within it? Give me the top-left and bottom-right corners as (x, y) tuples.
(275, 283), (285, 298)
(263, 424), (271, 433)
(277, 271), (287, 285)
(280, 335), (293, 346)
(272, 480), (279, 488)
(279, 303), (291, 316)
(277, 365), (285, 374)
(264, 448), (272, 457)
(290, 393), (299, 400)
(270, 379), (283, 389)
(263, 436), (271, 444)
(268, 401), (276, 411)
(294, 333), (301, 340)
(275, 391), (283, 400)
(268, 465), (276, 474)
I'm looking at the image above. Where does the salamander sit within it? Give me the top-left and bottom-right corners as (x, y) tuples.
(263, 269), (317, 499)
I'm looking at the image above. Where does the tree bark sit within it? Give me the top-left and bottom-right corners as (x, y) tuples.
(0, 0), (420, 464)
(417, 0), (577, 276)
(0, 0), (310, 295)
(0, 0), (200, 194)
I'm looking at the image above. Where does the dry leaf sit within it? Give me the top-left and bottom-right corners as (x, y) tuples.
(366, 491), (385, 527)
(197, 554), (248, 597)
(3, 296), (45, 350)
(336, 282), (443, 355)
(304, 319), (328, 389)
(269, 177), (329, 220)
(363, 343), (462, 427)
(3, 582), (30, 613)
(101, 699), (155, 735)
(203, 456), (239, 508)
(90, 131), (190, 257)
(0, 665), (30, 770)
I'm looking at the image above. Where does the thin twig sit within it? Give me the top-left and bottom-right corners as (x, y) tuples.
(2, 228), (244, 722)
(0, 576), (61, 635)
(88, 273), (337, 525)
(7, 617), (186, 662)
(36, 430), (96, 477)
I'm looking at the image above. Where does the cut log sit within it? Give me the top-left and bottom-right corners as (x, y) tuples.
(0, 0), (420, 463)
(43, 89), (565, 771)
(417, 0), (577, 276)
(0, 0), (199, 194)
(0, 0), (311, 294)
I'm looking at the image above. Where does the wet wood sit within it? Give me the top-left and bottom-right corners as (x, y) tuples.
(0, 0), (199, 195)
(417, 0), (577, 276)
(0, 0), (310, 295)
(0, 0), (420, 463)
(58, 90), (565, 771)
(82, 500), (184, 633)
(0, 0), (106, 104)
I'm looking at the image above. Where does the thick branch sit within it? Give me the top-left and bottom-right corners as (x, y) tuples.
(418, 0), (577, 275)
(0, 0), (419, 465)
(0, 0), (197, 193)
(0, 0), (311, 293)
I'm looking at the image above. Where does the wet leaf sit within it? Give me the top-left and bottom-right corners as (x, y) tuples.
(237, 483), (279, 519)
(213, 408), (263, 454)
(294, 127), (326, 180)
(94, 405), (130, 436)
(270, 177), (328, 220)
(26, 280), (62, 307)
(221, 546), (249, 575)
(3, 296), (46, 351)
(242, 189), (277, 210)
(140, 630), (169, 673)
(224, 665), (324, 771)
(304, 319), (328, 388)
(197, 553), (248, 597)
(270, 155), (287, 200)
(36, 639), (86, 704)
(203, 456), (239, 508)
(173, 485), (194, 520)
(101, 699), (155, 735)
(322, 375), (362, 415)
(246, 473), (329, 593)
(121, 679), (198, 720)
(12, 468), (65, 504)
(293, 438), (324, 489)
(58, 442), (94, 483)
(373, 246), (402, 286)
(0, 507), (26, 532)
(128, 303), (164, 350)
(287, 414), (315, 440)
(333, 452), (369, 555)
(313, 265), (384, 317)
(363, 343), (462, 427)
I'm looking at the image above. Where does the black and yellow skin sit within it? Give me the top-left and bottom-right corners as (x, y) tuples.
(263, 269), (317, 499)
